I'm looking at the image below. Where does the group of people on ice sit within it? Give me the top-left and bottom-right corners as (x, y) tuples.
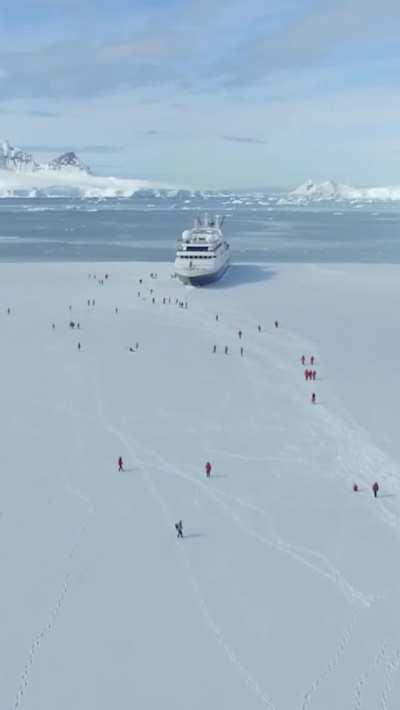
(114, 281), (385, 547)
(301, 355), (315, 366)
(304, 369), (317, 381)
(116, 457), (214, 538)
(301, 355), (318, 404)
(137, 287), (188, 310)
(117, 456), (212, 480)
(353, 481), (380, 498)
(211, 317), (280, 359)
(213, 344), (243, 356)
(174, 463), (212, 536)
(301, 355), (382, 496)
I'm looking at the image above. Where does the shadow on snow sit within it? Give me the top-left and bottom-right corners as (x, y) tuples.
(207, 263), (277, 289)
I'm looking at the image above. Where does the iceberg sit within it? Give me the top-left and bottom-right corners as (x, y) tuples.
(290, 179), (400, 202)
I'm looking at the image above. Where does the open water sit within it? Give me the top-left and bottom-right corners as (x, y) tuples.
(0, 196), (399, 263)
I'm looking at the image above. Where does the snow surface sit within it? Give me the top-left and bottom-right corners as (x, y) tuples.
(2, 261), (400, 710)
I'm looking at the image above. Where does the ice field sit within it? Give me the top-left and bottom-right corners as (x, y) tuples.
(1, 261), (400, 709)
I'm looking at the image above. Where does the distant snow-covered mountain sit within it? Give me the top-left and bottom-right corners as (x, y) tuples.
(3, 139), (400, 202)
(0, 140), (40, 173)
(0, 140), (178, 198)
(288, 179), (400, 202)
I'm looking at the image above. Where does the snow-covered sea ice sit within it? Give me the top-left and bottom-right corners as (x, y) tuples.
(1, 261), (400, 710)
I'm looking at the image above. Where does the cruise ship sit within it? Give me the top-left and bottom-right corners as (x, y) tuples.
(174, 215), (230, 285)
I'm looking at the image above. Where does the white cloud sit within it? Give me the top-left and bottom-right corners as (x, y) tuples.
(1, 0), (399, 187)
(230, 0), (400, 83)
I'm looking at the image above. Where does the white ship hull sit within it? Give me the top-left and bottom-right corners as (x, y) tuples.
(174, 257), (230, 285)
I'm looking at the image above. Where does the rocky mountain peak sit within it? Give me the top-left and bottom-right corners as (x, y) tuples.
(46, 151), (91, 174)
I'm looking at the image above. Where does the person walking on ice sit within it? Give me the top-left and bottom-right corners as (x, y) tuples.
(311, 392), (316, 404)
(301, 355), (305, 365)
(205, 461), (212, 478)
(118, 456), (124, 472)
(372, 481), (379, 498)
(175, 520), (183, 538)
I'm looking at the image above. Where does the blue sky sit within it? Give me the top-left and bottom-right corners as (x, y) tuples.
(0, 0), (400, 189)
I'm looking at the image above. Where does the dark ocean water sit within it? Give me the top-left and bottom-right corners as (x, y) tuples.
(0, 196), (399, 263)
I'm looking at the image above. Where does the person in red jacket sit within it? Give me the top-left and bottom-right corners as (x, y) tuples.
(205, 461), (212, 478)
(118, 456), (124, 472)
(372, 481), (379, 498)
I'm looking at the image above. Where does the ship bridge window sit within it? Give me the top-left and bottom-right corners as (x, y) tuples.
(178, 254), (215, 259)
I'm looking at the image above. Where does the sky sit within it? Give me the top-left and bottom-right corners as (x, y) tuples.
(0, 0), (400, 189)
